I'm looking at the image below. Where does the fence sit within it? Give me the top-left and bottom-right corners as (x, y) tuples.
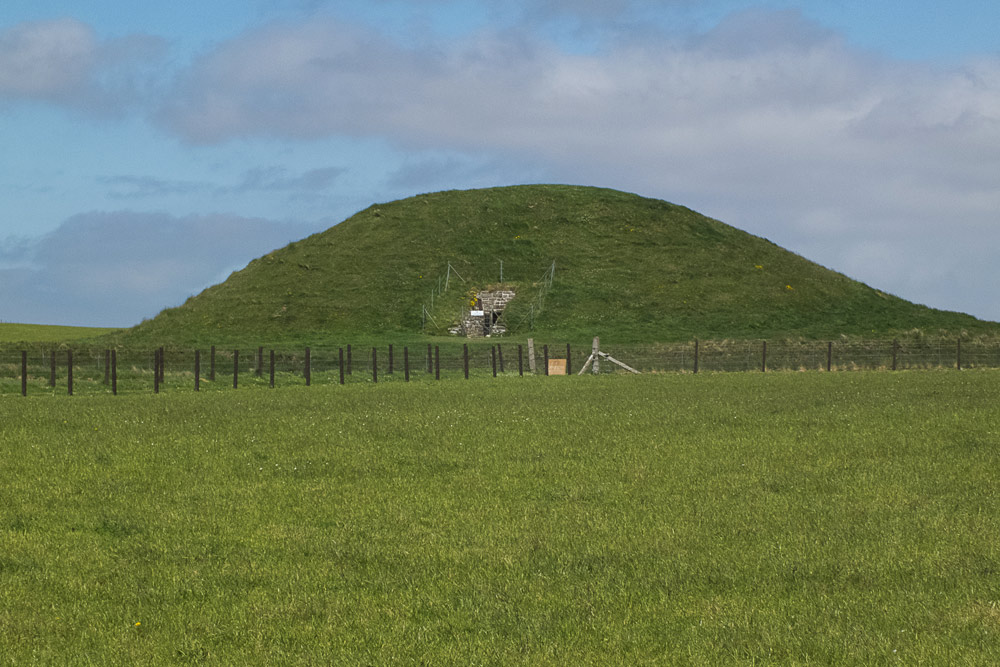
(0, 337), (994, 397)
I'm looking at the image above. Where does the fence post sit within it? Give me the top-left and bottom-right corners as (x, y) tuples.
(827, 342), (832, 372)
(463, 344), (469, 379)
(435, 345), (440, 380)
(566, 344), (572, 375)
(233, 350), (239, 389)
(372, 347), (378, 383)
(305, 347), (311, 386)
(339, 348), (345, 385)
(404, 347), (410, 382)
(892, 339), (898, 371)
(694, 339), (699, 374)
(592, 337), (600, 375)
(195, 350), (201, 392)
(491, 346), (497, 377)
(543, 345), (549, 376)
(269, 350), (275, 388)
(50, 350), (56, 388)
(210, 345), (216, 382)
(111, 350), (117, 395)
(518, 344), (524, 376)
(762, 341), (767, 372)
(21, 351), (27, 396)
(67, 350), (73, 396)
(388, 344), (394, 374)
(527, 338), (536, 373)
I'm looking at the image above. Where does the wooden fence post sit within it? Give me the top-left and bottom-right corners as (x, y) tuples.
(827, 342), (832, 372)
(372, 347), (378, 383)
(593, 337), (600, 375)
(339, 348), (345, 385)
(527, 338), (536, 373)
(50, 350), (56, 388)
(694, 339), (699, 374)
(68, 350), (73, 396)
(566, 344), (572, 375)
(892, 339), (898, 371)
(388, 344), (394, 374)
(305, 347), (311, 386)
(435, 346), (440, 380)
(195, 350), (201, 392)
(269, 350), (275, 388)
(404, 347), (410, 382)
(210, 345), (216, 381)
(233, 350), (239, 389)
(111, 350), (117, 395)
(762, 341), (767, 372)
(518, 344), (524, 376)
(543, 345), (549, 376)
(463, 344), (469, 379)
(21, 351), (27, 396)
(491, 346), (497, 377)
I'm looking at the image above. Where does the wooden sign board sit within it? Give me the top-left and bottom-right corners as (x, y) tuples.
(548, 359), (567, 375)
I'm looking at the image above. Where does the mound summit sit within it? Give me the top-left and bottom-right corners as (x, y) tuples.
(126, 185), (992, 345)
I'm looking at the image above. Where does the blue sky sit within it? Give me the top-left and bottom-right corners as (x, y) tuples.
(1, 0), (998, 327)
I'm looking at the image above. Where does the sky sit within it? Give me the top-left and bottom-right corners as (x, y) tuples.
(1, 0), (998, 327)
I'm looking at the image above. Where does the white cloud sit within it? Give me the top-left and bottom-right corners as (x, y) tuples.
(0, 18), (165, 113)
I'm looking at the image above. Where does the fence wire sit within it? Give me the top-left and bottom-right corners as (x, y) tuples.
(0, 338), (994, 396)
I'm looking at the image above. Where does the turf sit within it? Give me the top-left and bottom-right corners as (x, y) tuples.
(0, 323), (119, 344)
(2, 372), (998, 664)
(115, 185), (996, 348)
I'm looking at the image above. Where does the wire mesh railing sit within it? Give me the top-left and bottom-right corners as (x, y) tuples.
(0, 337), (995, 396)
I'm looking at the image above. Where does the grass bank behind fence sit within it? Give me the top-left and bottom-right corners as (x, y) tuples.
(2, 372), (999, 664)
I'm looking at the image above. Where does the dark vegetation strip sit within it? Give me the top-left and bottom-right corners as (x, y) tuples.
(2, 336), (999, 397)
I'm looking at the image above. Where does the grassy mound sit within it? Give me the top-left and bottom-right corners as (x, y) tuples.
(120, 185), (994, 346)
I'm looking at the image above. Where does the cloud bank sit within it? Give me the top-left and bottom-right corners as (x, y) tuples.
(0, 213), (316, 327)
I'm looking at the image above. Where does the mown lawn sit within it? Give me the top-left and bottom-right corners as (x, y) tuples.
(1, 372), (998, 664)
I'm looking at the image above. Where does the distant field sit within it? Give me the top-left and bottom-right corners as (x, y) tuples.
(2, 372), (999, 664)
(0, 322), (118, 343)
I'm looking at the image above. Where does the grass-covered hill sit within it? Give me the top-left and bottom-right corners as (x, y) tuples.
(121, 185), (994, 346)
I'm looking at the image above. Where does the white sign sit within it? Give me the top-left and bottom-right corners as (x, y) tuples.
(470, 310), (484, 316)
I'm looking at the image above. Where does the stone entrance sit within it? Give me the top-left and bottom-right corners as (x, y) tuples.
(452, 289), (515, 337)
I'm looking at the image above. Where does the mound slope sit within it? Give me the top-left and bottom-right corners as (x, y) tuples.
(125, 185), (993, 345)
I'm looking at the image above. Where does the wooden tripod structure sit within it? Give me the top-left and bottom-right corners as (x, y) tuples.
(577, 337), (640, 375)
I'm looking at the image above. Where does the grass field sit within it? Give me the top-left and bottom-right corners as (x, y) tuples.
(0, 323), (119, 344)
(2, 372), (999, 664)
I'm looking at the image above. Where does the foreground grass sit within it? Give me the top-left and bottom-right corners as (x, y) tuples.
(1, 372), (998, 664)
(0, 323), (119, 344)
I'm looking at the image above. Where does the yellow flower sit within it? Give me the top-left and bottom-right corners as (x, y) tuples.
(786, 285), (794, 290)
(134, 622), (141, 627)
(755, 265), (763, 270)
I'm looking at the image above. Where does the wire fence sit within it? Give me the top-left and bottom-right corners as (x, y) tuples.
(0, 337), (994, 397)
